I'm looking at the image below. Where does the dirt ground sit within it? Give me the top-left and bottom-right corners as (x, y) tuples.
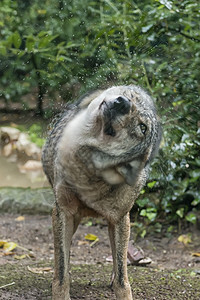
(0, 214), (200, 300)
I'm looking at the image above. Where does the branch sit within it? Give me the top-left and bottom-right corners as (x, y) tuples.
(31, 54), (46, 116)
(169, 27), (200, 43)
(179, 31), (200, 43)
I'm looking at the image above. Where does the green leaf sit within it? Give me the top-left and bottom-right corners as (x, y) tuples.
(0, 45), (6, 55)
(142, 24), (153, 33)
(172, 100), (184, 107)
(37, 31), (49, 38)
(147, 181), (157, 188)
(12, 31), (21, 49)
(191, 198), (200, 206)
(154, 222), (162, 233)
(85, 221), (93, 227)
(140, 209), (147, 217)
(37, 9), (46, 15)
(140, 208), (157, 221)
(140, 189), (145, 195)
(146, 212), (157, 221)
(189, 169), (200, 178)
(195, 159), (200, 166)
(38, 36), (51, 49)
(185, 213), (196, 224)
(26, 36), (35, 52)
(56, 55), (71, 62)
(190, 271), (196, 277)
(176, 208), (184, 218)
(136, 197), (149, 208)
(38, 35), (58, 49)
(141, 229), (146, 238)
(167, 225), (174, 233)
(158, 0), (173, 10)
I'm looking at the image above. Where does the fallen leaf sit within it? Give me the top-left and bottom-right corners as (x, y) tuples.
(192, 252), (200, 257)
(106, 255), (113, 262)
(84, 233), (98, 241)
(178, 234), (192, 245)
(77, 240), (89, 246)
(14, 254), (27, 260)
(190, 271), (196, 277)
(84, 233), (99, 247)
(27, 266), (53, 274)
(15, 216), (25, 222)
(27, 253), (36, 259)
(0, 240), (7, 247)
(3, 242), (18, 252)
(3, 251), (16, 256)
(85, 220), (93, 227)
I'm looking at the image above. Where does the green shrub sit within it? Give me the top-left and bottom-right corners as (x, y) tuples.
(0, 0), (199, 229)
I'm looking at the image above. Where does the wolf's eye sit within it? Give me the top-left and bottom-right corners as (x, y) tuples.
(139, 123), (147, 134)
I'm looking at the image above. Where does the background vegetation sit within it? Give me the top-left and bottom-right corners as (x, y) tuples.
(0, 0), (199, 234)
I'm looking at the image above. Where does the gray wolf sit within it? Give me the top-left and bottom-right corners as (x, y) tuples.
(42, 85), (162, 300)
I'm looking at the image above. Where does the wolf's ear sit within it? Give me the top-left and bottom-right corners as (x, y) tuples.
(116, 160), (142, 186)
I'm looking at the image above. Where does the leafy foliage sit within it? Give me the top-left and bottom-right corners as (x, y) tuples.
(28, 124), (45, 148)
(0, 0), (199, 230)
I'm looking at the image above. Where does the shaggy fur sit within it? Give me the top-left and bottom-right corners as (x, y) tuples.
(42, 85), (162, 300)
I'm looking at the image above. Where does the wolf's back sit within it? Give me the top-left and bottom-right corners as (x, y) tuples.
(42, 105), (78, 186)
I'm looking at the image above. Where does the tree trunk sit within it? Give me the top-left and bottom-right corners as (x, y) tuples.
(31, 54), (45, 116)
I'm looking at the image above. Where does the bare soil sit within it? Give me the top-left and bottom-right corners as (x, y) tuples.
(0, 214), (200, 299)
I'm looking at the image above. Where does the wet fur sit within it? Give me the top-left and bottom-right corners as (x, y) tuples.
(42, 85), (162, 300)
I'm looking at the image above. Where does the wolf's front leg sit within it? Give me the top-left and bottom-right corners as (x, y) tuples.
(52, 202), (80, 300)
(108, 213), (133, 300)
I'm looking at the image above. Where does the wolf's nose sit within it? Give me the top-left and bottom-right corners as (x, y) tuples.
(112, 96), (131, 115)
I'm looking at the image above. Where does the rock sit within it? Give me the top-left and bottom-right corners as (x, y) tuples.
(19, 160), (42, 171)
(16, 133), (41, 159)
(0, 127), (42, 160)
(0, 187), (54, 214)
(0, 127), (20, 141)
(24, 142), (41, 159)
(3, 143), (13, 157)
(15, 132), (30, 151)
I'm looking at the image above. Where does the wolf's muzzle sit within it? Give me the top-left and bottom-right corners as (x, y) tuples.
(109, 96), (131, 116)
(102, 96), (131, 137)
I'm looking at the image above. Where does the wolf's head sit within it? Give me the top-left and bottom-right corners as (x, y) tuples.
(60, 85), (162, 186)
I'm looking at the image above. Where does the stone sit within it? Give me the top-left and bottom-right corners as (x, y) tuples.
(16, 133), (41, 159)
(20, 160), (42, 171)
(0, 127), (20, 141)
(3, 143), (13, 157)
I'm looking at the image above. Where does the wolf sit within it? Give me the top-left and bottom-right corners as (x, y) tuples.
(42, 85), (162, 300)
